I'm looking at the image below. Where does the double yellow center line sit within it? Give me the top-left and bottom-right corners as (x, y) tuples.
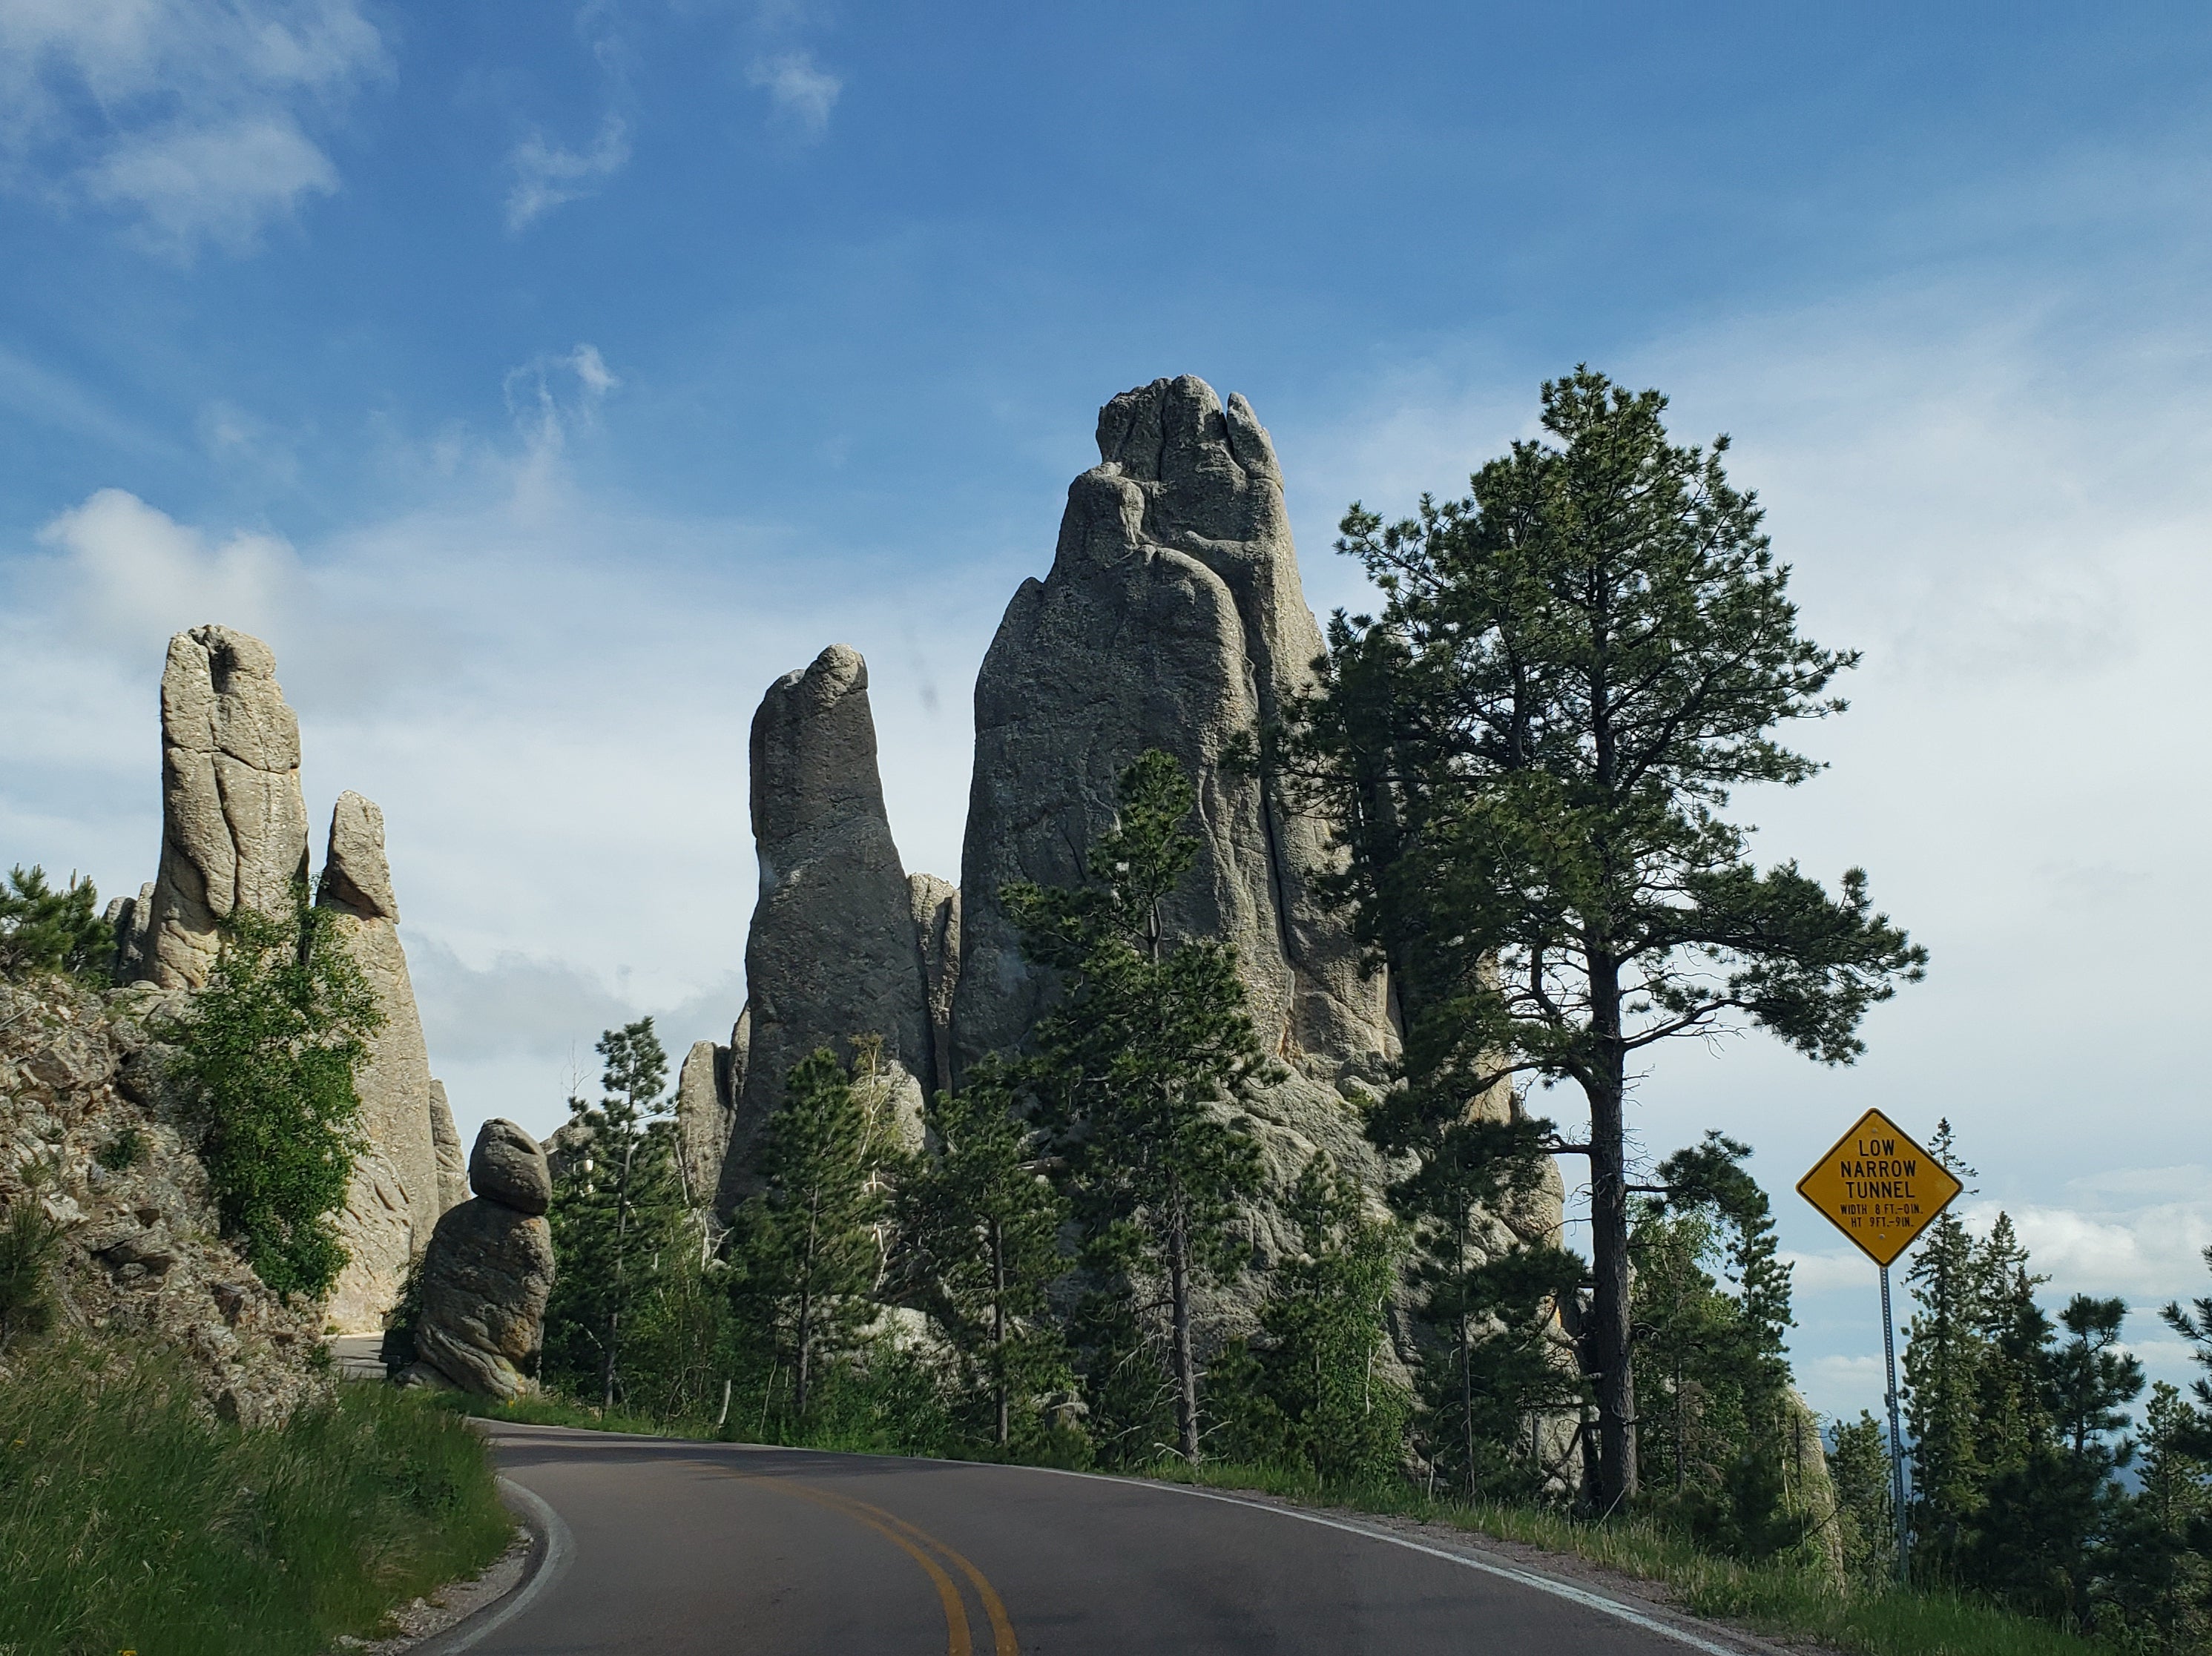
(702, 1464), (1018, 1656)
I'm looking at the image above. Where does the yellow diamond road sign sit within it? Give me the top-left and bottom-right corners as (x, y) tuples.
(1797, 1108), (1963, 1268)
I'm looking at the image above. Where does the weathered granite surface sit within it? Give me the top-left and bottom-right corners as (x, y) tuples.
(720, 646), (930, 1208)
(951, 376), (1395, 1086)
(317, 792), (441, 1334)
(404, 1120), (554, 1399)
(136, 625), (311, 991)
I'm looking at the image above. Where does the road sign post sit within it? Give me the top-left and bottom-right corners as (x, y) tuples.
(1797, 1108), (1963, 1587)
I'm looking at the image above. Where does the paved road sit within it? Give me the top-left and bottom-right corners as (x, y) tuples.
(477, 1423), (1742, 1655)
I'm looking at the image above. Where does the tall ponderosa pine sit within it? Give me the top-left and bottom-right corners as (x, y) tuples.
(728, 1046), (892, 1420)
(165, 887), (381, 1297)
(544, 1018), (685, 1409)
(1275, 368), (1926, 1502)
(895, 1058), (1070, 1450)
(1005, 749), (1266, 1464)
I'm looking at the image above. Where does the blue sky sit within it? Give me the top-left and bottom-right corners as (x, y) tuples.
(4, 0), (2211, 1422)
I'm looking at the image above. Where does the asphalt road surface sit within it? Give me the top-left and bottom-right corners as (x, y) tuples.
(475, 1422), (1745, 1655)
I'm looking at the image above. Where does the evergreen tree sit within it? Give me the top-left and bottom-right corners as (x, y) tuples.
(1969, 1294), (2142, 1623)
(1211, 1154), (1412, 1485)
(894, 1058), (1071, 1451)
(1828, 1411), (1897, 1590)
(1630, 1133), (1807, 1556)
(728, 1046), (890, 1421)
(543, 1018), (685, 1409)
(1382, 1104), (1581, 1500)
(2102, 1382), (2212, 1651)
(0, 865), (112, 982)
(165, 887), (381, 1297)
(1903, 1120), (1987, 1576)
(1273, 369), (1926, 1502)
(1005, 749), (1267, 1464)
(2162, 1244), (2212, 1447)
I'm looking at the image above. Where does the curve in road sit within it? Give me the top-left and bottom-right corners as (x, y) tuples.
(466, 1422), (1758, 1655)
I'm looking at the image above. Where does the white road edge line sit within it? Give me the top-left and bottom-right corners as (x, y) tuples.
(1010, 1464), (1745, 1656)
(418, 1475), (576, 1655)
(484, 1424), (1747, 1655)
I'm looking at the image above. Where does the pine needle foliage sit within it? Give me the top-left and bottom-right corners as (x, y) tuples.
(1211, 1153), (1412, 1485)
(1272, 367), (1927, 1504)
(0, 863), (112, 982)
(1004, 748), (1268, 1464)
(728, 1045), (892, 1421)
(163, 888), (381, 1299)
(894, 1057), (1071, 1451)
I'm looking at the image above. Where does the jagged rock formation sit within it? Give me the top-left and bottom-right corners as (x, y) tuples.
(403, 1120), (554, 1399)
(940, 376), (1424, 1308)
(429, 1081), (469, 1216)
(908, 874), (959, 1098)
(952, 375), (1395, 1085)
(0, 973), (324, 1425)
(718, 646), (933, 1208)
(674, 1034), (740, 1210)
(102, 883), (154, 982)
(135, 625), (312, 992)
(317, 792), (442, 1334)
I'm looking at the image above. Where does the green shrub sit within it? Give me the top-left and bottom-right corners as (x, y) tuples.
(163, 890), (383, 1297)
(0, 1342), (511, 1655)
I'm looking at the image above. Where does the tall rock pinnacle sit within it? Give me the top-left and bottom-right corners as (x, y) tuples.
(720, 645), (933, 1208)
(316, 791), (442, 1333)
(952, 375), (1395, 1082)
(137, 625), (311, 989)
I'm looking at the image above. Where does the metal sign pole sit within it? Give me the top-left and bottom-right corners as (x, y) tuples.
(1880, 1262), (1909, 1584)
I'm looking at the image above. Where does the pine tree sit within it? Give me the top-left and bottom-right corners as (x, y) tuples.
(1005, 749), (1267, 1464)
(2101, 1382), (2212, 1650)
(0, 865), (112, 982)
(1630, 1132), (1807, 1556)
(1969, 1293), (2142, 1623)
(543, 1018), (685, 1410)
(728, 1046), (889, 1422)
(1273, 369), (1926, 1503)
(1828, 1411), (1897, 1590)
(894, 1058), (1070, 1451)
(1903, 1120), (1988, 1577)
(1212, 1154), (1413, 1485)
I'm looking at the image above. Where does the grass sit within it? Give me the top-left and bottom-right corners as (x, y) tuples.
(1147, 1459), (2107, 1656)
(0, 1339), (515, 1656)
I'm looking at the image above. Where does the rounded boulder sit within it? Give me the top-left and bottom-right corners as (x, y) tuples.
(467, 1118), (550, 1215)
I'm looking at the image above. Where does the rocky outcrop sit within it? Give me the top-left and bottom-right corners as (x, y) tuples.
(404, 1120), (554, 1399)
(719, 646), (931, 1209)
(135, 625), (311, 991)
(317, 792), (441, 1336)
(102, 883), (154, 982)
(952, 376), (1395, 1085)
(428, 1081), (468, 1217)
(675, 1035), (738, 1210)
(908, 874), (959, 1098)
(0, 972), (323, 1425)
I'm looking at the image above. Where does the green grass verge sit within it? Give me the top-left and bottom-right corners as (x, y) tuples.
(1147, 1459), (2105, 1656)
(0, 1339), (514, 1656)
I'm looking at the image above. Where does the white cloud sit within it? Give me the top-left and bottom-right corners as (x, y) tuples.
(747, 50), (840, 138)
(86, 116), (338, 253)
(0, 0), (386, 255)
(504, 113), (631, 231)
